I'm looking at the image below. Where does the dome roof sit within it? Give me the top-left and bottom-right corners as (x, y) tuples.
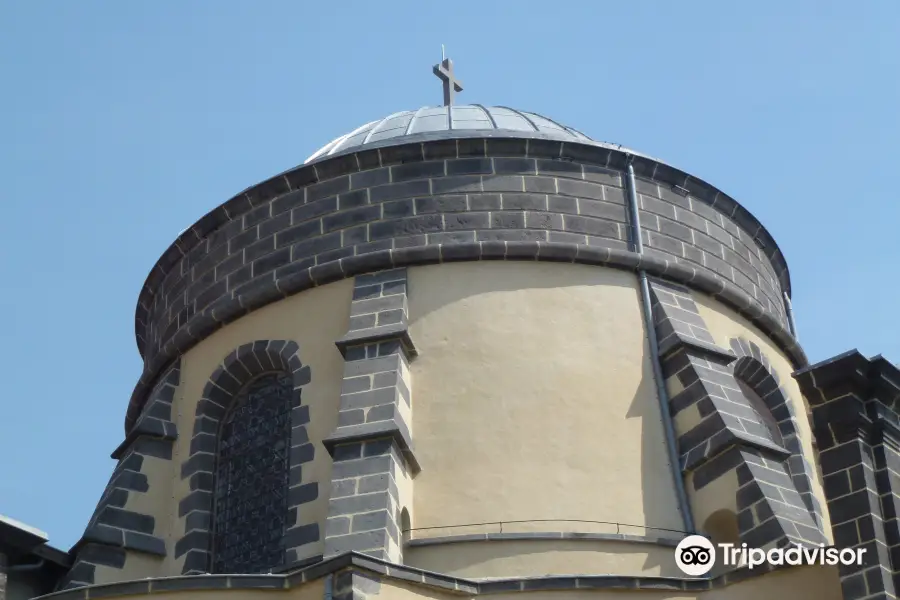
(304, 105), (646, 164)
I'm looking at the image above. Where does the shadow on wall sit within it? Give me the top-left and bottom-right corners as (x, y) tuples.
(627, 364), (689, 575)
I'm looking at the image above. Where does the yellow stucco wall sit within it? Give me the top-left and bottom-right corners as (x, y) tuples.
(94, 258), (834, 586)
(163, 278), (354, 573)
(685, 470), (742, 578)
(406, 262), (683, 540)
(694, 294), (832, 542)
(108, 554), (164, 585)
(687, 469), (740, 541)
(405, 539), (681, 577)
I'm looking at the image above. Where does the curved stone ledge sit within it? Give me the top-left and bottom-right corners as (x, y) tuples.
(126, 242), (806, 431)
(80, 524), (166, 557)
(406, 531), (681, 548)
(36, 549), (788, 600)
(134, 138), (792, 361)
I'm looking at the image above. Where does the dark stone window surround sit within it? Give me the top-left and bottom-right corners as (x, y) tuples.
(60, 362), (180, 590)
(124, 137), (802, 435)
(646, 278), (825, 552)
(174, 341), (320, 575)
(728, 338), (823, 529)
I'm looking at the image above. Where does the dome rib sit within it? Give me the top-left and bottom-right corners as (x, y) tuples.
(530, 110), (572, 134)
(472, 104), (498, 129)
(362, 111), (408, 145)
(326, 120), (377, 158)
(404, 107), (428, 136)
(306, 132), (346, 163)
(496, 105), (540, 133)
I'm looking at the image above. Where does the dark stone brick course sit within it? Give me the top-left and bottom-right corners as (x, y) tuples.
(350, 168), (390, 190)
(491, 211), (525, 230)
(370, 180), (431, 203)
(432, 175), (481, 195)
(272, 190), (306, 216)
(324, 206), (382, 233)
(483, 175), (524, 193)
(278, 220), (323, 248)
(487, 138), (527, 156)
(392, 161), (445, 182)
(423, 140), (458, 160)
(129, 147), (796, 430)
(494, 157), (535, 175)
(537, 159), (579, 177)
(293, 196), (338, 224)
(96, 507), (155, 535)
(308, 176), (350, 203)
(415, 195), (466, 214)
(383, 200), (415, 219)
(563, 215), (620, 238)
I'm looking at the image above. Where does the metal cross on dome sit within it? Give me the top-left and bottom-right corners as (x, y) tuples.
(433, 46), (463, 106)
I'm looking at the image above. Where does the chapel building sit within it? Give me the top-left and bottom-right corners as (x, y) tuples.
(2, 59), (899, 600)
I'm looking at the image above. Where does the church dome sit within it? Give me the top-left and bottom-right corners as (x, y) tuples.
(304, 104), (645, 164)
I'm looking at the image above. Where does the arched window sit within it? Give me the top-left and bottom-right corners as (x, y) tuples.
(212, 373), (293, 574)
(736, 378), (784, 448)
(729, 338), (822, 529)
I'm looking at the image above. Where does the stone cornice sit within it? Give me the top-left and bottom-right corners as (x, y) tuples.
(323, 420), (421, 475)
(36, 549), (793, 600)
(335, 324), (417, 359)
(794, 349), (900, 408)
(657, 335), (736, 365)
(110, 421), (177, 460)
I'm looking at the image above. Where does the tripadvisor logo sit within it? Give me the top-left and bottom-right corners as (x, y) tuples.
(675, 536), (717, 576)
(674, 535), (867, 576)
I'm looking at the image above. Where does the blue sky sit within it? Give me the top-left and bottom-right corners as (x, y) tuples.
(1, 1), (897, 550)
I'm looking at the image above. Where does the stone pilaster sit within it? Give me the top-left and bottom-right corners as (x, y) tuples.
(795, 351), (900, 600)
(324, 269), (419, 562)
